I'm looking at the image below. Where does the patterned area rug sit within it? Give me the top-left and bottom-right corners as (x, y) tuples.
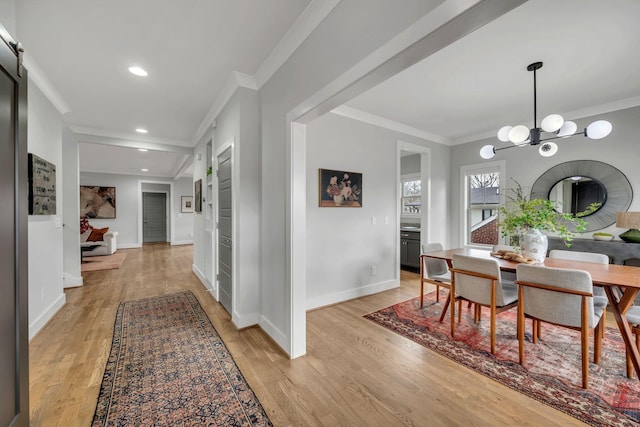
(364, 291), (640, 427)
(81, 252), (127, 272)
(92, 291), (272, 426)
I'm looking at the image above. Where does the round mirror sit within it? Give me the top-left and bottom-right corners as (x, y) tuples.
(531, 160), (632, 232)
(548, 177), (607, 216)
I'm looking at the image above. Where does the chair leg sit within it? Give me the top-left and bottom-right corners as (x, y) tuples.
(518, 287), (525, 365)
(600, 310), (606, 339)
(630, 332), (640, 379)
(420, 279), (424, 308)
(594, 322), (603, 365)
(457, 300), (462, 323)
(438, 292), (451, 323)
(532, 319), (538, 344)
(436, 284), (440, 302)
(536, 320), (542, 340)
(490, 303), (496, 354)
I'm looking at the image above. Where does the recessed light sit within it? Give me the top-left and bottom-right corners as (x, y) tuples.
(141, 168), (149, 172)
(138, 148), (148, 152)
(135, 128), (148, 134)
(128, 66), (148, 77)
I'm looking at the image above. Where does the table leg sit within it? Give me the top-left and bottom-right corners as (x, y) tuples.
(605, 286), (640, 380)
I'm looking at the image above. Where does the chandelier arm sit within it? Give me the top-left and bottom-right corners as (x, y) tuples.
(494, 142), (529, 152)
(538, 130), (586, 143)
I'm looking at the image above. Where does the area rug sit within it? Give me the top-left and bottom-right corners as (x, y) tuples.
(364, 291), (640, 427)
(81, 252), (127, 272)
(92, 291), (272, 426)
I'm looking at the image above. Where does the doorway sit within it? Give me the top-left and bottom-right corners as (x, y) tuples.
(143, 192), (167, 243)
(0, 29), (29, 426)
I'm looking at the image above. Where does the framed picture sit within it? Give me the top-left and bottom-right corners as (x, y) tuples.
(80, 185), (116, 219)
(194, 179), (202, 213)
(319, 168), (362, 207)
(181, 196), (194, 213)
(28, 153), (57, 215)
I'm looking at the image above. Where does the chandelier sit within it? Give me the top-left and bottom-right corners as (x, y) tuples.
(480, 61), (612, 159)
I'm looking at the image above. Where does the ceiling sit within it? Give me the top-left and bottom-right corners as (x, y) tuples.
(14, 0), (640, 178)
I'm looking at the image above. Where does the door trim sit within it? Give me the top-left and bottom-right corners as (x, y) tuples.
(142, 191), (168, 243)
(214, 140), (235, 320)
(136, 181), (174, 246)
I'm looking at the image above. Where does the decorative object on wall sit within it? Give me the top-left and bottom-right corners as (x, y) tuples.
(28, 153), (57, 215)
(480, 61), (613, 159)
(530, 160), (632, 232)
(318, 168), (362, 207)
(80, 186), (116, 219)
(194, 179), (202, 213)
(181, 196), (194, 213)
(616, 212), (640, 243)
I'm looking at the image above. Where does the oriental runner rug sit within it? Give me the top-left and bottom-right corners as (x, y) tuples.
(92, 291), (272, 426)
(364, 291), (640, 427)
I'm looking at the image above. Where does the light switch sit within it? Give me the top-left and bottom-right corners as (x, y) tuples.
(55, 217), (62, 228)
(384, 216), (389, 225)
(372, 216), (376, 225)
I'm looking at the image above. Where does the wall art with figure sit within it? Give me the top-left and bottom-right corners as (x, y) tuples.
(319, 168), (362, 207)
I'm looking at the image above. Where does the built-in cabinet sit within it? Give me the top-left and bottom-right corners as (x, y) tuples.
(401, 230), (420, 270)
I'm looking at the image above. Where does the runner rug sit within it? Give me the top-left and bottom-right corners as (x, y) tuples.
(92, 291), (272, 426)
(364, 291), (640, 427)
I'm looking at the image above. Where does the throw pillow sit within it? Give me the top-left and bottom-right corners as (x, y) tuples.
(87, 227), (109, 242)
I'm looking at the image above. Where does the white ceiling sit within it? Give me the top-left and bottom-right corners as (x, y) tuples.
(14, 0), (640, 178)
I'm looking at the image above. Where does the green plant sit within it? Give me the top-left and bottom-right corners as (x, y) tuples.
(206, 166), (212, 176)
(593, 232), (613, 237)
(498, 178), (599, 247)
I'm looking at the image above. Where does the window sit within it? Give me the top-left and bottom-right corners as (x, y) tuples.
(401, 176), (421, 214)
(460, 162), (504, 247)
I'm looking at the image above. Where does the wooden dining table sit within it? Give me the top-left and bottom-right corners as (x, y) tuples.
(423, 247), (640, 380)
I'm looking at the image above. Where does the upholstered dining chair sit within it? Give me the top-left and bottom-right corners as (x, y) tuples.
(450, 254), (518, 354)
(515, 264), (606, 389)
(625, 306), (640, 378)
(492, 245), (519, 282)
(549, 250), (610, 337)
(420, 244), (452, 319)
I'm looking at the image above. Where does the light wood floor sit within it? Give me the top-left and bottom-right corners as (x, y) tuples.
(29, 244), (587, 426)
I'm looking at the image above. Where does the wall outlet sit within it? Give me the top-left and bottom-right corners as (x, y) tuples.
(371, 265), (377, 276)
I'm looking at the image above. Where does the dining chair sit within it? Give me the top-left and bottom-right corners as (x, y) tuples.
(493, 244), (518, 282)
(625, 306), (640, 378)
(549, 250), (610, 338)
(450, 254), (518, 354)
(515, 264), (606, 389)
(420, 244), (452, 320)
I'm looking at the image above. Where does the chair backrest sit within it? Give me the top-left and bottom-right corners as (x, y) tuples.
(624, 258), (640, 267)
(422, 243), (448, 278)
(549, 249), (609, 265)
(452, 254), (507, 306)
(516, 264), (596, 328)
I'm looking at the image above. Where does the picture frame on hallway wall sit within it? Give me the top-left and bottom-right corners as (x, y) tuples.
(319, 168), (362, 207)
(194, 179), (202, 213)
(79, 185), (116, 219)
(28, 153), (57, 215)
(181, 196), (194, 213)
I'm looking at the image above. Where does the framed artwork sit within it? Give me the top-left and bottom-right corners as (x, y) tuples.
(194, 179), (202, 213)
(319, 168), (362, 207)
(181, 196), (194, 213)
(28, 153), (57, 215)
(80, 185), (116, 218)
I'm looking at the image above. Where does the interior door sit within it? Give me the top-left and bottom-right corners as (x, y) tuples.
(0, 30), (29, 427)
(217, 147), (232, 314)
(143, 192), (167, 243)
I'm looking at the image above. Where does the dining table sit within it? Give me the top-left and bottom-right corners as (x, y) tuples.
(423, 247), (640, 381)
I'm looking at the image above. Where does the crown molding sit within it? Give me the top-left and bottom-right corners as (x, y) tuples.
(72, 130), (193, 155)
(253, 0), (341, 89)
(70, 125), (191, 148)
(23, 52), (71, 115)
(331, 105), (451, 145)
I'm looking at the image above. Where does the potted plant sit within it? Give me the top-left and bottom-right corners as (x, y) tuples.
(498, 179), (598, 262)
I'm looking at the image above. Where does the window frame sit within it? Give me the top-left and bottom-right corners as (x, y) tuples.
(400, 173), (422, 217)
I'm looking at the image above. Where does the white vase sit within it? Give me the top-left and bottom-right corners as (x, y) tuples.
(519, 228), (548, 264)
(333, 195), (344, 206)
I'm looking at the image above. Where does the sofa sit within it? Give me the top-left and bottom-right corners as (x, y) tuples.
(81, 231), (118, 256)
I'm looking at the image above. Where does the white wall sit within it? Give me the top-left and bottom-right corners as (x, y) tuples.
(172, 177), (194, 245)
(27, 80), (65, 339)
(449, 106), (640, 246)
(62, 127), (81, 287)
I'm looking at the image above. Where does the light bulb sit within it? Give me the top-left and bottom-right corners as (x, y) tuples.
(539, 142), (558, 157)
(585, 120), (612, 139)
(541, 114), (564, 132)
(557, 120), (577, 137)
(480, 145), (496, 159)
(508, 125), (530, 144)
(497, 126), (512, 142)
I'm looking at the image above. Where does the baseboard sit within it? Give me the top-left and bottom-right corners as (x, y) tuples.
(62, 272), (83, 288)
(259, 314), (289, 355)
(306, 279), (399, 311)
(232, 311), (260, 329)
(29, 293), (66, 341)
(171, 240), (193, 246)
(118, 243), (142, 249)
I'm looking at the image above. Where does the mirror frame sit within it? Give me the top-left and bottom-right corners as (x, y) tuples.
(530, 160), (632, 232)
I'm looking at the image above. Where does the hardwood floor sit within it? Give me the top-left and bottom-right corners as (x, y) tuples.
(29, 244), (586, 426)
